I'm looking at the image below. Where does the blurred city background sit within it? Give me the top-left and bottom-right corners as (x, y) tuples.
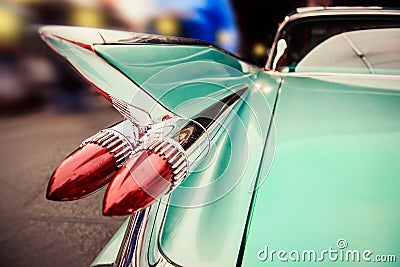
(0, 0), (399, 266)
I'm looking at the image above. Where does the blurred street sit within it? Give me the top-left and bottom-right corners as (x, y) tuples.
(0, 98), (126, 267)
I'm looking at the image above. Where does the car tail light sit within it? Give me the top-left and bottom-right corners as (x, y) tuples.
(46, 88), (245, 215)
(47, 129), (134, 201)
(102, 137), (188, 216)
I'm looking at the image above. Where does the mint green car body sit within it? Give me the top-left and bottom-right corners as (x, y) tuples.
(40, 7), (400, 267)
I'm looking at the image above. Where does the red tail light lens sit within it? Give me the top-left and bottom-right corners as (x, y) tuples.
(102, 138), (188, 216)
(47, 143), (117, 200)
(46, 129), (134, 201)
(102, 150), (172, 216)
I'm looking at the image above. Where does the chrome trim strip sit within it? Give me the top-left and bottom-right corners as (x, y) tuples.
(290, 9), (400, 21)
(265, 8), (400, 70)
(113, 210), (146, 267)
(140, 137), (189, 193)
(81, 128), (134, 167)
(112, 203), (178, 267)
(113, 89), (250, 266)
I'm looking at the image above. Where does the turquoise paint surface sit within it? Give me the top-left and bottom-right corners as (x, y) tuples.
(241, 73), (400, 266)
(156, 71), (280, 266)
(94, 44), (255, 118)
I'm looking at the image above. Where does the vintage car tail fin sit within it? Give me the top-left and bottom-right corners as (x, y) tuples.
(39, 26), (256, 126)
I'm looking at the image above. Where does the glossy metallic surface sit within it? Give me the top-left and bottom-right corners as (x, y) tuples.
(47, 143), (117, 201)
(241, 73), (400, 266)
(81, 128), (135, 167)
(39, 26), (255, 123)
(103, 150), (174, 216)
(155, 71), (278, 266)
(39, 26), (169, 126)
(47, 121), (136, 201)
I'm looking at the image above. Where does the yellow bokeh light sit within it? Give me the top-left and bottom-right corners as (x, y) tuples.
(154, 17), (180, 36)
(0, 6), (23, 43)
(253, 43), (267, 57)
(70, 8), (105, 28)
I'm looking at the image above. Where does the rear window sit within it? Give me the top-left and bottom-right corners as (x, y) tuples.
(269, 15), (400, 75)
